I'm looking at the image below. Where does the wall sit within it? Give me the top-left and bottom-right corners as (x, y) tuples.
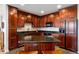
(1, 5), (9, 53)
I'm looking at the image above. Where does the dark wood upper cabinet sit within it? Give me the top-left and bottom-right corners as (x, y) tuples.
(8, 6), (18, 50)
(40, 16), (47, 27)
(47, 14), (55, 23)
(17, 10), (39, 28)
(26, 14), (32, 23)
(8, 6), (17, 29)
(17, 10), (26, 27)
(32, 15), (39, 27)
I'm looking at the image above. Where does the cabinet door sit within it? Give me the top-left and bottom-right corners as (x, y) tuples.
(9, 37), (17, 50)
(71, 35), (77, 52)
(66, 34), (72, 50)
(32, 16), (39, 27)
(8, 6), (18, 50)
(8, 7), (17, 29)
(66, 20), (77, 52)
(9, 29), (18, 50)
(40, 16), (47, 27)
(39, 43), (55, 51)
(24, 43), (38, 51)
(26, 14), (32, 22)
(58, 34), (65, 48)
(18, 11), (26, 27)
(47, 15), (55, 23)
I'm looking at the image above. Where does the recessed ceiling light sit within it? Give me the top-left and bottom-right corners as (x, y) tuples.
(41, 10), (45, 14)
(57, 5), (62, 9)
(50, 14), (54, 17)
(27, 15), (31, 18)
(61, 9), (66, 13)
(20, 4), (25, 6)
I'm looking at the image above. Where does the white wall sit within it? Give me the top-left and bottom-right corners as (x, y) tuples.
(0, 5), (2, 31)
(1, 5), (9, 53)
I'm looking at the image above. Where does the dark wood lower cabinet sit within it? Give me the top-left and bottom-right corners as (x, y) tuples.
(66, 35), (72, 50)
(9, 29), (18, 50)
(71, 35), (77, 52)
(66, 34), (77, 52)
(24, 43), (55, 51)
(58, 34), (65, 48)
(58, 34), (77, 52)
(9, 37), (18, 50)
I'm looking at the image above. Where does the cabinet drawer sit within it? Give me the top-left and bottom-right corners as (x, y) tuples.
(38, 43), (55, 51)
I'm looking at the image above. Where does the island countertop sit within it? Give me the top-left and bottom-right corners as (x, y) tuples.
(18, 35), (60, 43)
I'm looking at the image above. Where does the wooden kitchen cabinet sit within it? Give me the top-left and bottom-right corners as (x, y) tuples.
(9, 7), (17, 29)
(26, 14), (32, 23)
(71, 35), (77, 52)
(65, 19), (77, 52)
(8, 6), (18, 50)
(66, 34), (72, 50)
(47, 14), (55, 23)
(24, 43), (38, 51)
(17, 10), (26, 27)
(40, 16), (47, 27)
(24, 43), (55, 51)
(66, 34), (77, 52)
(39, 43), (55, 51)
(32, 15), (39, 27)
(40, 14), (55, 27)
(58, 34), (65, 48)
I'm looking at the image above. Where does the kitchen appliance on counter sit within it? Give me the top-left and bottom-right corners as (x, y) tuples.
(59, 28), (65, 33)
(44, 22), (53, 35)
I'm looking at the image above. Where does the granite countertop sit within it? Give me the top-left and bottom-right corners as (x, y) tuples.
(19, 35), (60, 43)
(17, 27), (60, 33)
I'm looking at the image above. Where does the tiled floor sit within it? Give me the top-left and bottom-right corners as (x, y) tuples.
(6, 46), (75, 54)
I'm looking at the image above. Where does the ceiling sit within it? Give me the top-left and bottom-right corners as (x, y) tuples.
(10, 4), (74, 16)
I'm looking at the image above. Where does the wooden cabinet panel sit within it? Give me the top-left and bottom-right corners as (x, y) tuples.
(9, 29), (17, 49)
(39, 43), (55, 51)
(8, 6), (18, 50)
(9, 37), (18, 50)
(9, 29), (18, 50)
(17, 11), (26, 27)
(66, 34), (77, 52)
(58, 34), (65, 48)
(71, 35), (77, 52)
(47, 15), (55, 23)
(66, 34), (72, 50)
(32, 15), (39, 27)
(9, 29), (17, 37)
(24, 43), (38, 51)
(8, 7), (17, 29)
(26, 14), (32, 22)
(40, 16), (47, 27)
(66, 20), (77, 52)
(24, 43), (55, 51)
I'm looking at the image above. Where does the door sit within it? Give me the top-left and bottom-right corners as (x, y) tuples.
(66, 19), (77, 52)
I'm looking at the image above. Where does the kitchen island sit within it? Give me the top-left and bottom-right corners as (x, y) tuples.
(18, 35), (60, 54)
